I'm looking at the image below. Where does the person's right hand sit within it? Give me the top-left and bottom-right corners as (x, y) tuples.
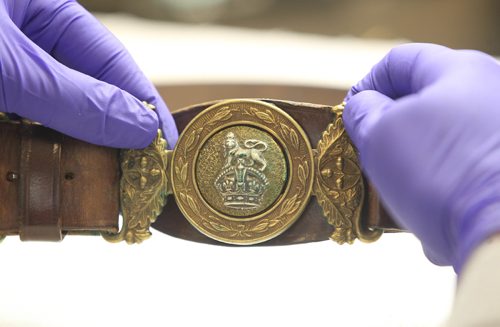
(343, 43), (500, 273)
(0, 0), (178, 149)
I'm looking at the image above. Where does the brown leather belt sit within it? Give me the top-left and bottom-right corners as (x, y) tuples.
(0, 119), (120, 240)
(0, 99), (402, 244)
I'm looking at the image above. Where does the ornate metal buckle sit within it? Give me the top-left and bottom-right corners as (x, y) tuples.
(103, 99), (381, 245)
(316, 103), (381, 244)
(102, 103), (170, 244)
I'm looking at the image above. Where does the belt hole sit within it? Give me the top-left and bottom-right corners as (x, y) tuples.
(6, 171), (19, 182)
(64, 172), (75, 180)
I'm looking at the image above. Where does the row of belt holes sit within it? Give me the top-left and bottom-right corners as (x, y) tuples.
(5, 172), (75, 182)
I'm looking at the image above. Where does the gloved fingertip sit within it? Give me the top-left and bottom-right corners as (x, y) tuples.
(161, 125), (178, 150)
(123, 101), (160, 149)
(344, 84), (362, 102)
(151, 98), (178, 150)
(343, 90), (394, 152)
(94, 93), (161, 149)
(422, 244), (452, 267)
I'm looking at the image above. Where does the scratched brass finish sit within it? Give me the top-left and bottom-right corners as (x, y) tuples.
(314, 103), (382, 244)
(172, 99), (314, 245)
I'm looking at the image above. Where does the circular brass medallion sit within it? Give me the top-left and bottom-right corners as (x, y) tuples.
(171, 99), (314, 245)
(196, 125), (287, 218)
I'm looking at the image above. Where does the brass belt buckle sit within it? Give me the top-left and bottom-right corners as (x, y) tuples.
(103, 99), (382, 245)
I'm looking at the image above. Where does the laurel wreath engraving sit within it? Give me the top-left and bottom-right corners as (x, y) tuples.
(198, 159), (309, 237)
(173, 101), (313, 243)
(243, 107), (300, 150)
(184, 106), (236, 156)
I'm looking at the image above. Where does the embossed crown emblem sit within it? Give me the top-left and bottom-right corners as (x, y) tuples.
(215, 132), (269, 209)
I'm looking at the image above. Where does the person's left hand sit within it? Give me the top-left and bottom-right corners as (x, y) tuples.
(0, 0), (178, 148)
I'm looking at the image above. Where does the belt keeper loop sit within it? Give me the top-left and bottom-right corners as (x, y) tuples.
(19, 123), (63, 241)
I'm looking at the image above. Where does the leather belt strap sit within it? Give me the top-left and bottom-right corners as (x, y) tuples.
(0, 121), (119, 240)
(19, 124), (63, 241)
(366, 194), (401, 232)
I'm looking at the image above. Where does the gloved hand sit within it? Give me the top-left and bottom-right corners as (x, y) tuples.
(0, 0), (178, 148)
(343, 43), (500, 273)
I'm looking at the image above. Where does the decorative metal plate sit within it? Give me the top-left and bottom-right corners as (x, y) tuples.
(314, 103), (382, 244)
(171, 99), (315, 245)
(0, 100), (382, 245)
(103, 103), (170, 244)
(103, 130), (170, 244)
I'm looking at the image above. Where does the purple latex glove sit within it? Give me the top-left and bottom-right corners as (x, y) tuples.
(0, 0), (178, 148)
(343, 43), (500, 273)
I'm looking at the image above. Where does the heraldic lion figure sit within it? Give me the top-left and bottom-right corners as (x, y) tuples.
(223, 132), (268, 171)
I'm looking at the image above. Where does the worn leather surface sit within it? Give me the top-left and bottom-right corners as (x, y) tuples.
(0, 122), (119, 240)
(19, 124), (63, 241)
(152, 99), (402, 245)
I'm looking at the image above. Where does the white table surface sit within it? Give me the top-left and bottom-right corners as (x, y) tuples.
(0, 14), (456, 327)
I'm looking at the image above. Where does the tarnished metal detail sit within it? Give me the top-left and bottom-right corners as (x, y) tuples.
(314, 103), (382, 244)
(173, 99), (314, 245)
(222, 132), (268, 171)
(102, 123), (171, 243)
(102, 130), (170, 244)
(103, 129), (170, 244)
(215, 131), (271, 210)
(102, 102), (171, 244)
(198, 126), (287, 217)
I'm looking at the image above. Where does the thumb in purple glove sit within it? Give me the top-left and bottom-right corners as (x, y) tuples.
(0, 0), (178, 149)
(343, 43), (500, 273)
